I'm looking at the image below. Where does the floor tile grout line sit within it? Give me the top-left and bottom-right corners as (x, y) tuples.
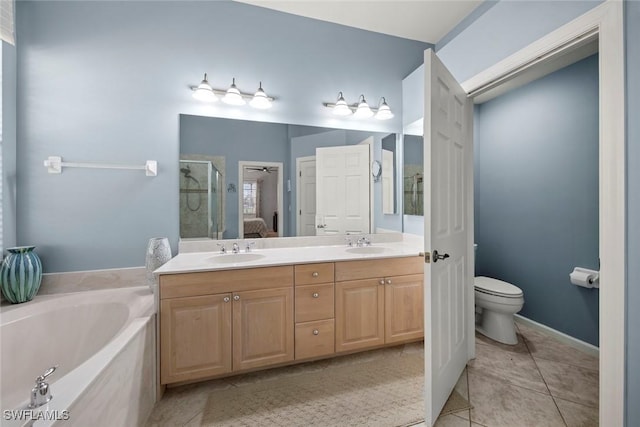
(466, 367), (551, 396)
(529, 353), (599, 373)
(521, 334), (569, 427)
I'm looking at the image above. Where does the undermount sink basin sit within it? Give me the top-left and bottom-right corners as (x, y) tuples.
(208, 253), (265, 264)
(345, 246), (390, 255)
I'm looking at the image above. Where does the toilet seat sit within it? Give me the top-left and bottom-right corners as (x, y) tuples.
(474, 276), (523, 298)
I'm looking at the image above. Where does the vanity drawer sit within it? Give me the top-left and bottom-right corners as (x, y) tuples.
(294, 263), (334, 286)
(295, 283), (334, 322)
(295, 319), (335, 360)
(335, 256), (423, 282)
(159, 266), (294, 299)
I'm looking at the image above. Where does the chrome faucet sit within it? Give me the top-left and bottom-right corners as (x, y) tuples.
(245, 241), (256, 252)
(356, 236), (371, 247)
(216, 243), (227, 254)
(232, 242), (240, 254)
(30, 366), (57, 408)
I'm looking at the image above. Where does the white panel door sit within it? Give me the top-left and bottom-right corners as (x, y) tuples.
(316, 145), (370, 235)
(424, 49), (474, 426)
(296, 156), (317, 236)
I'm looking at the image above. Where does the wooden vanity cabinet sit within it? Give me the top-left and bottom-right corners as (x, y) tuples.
(335, 257), (424, 352)
(159, 266), (294, 385)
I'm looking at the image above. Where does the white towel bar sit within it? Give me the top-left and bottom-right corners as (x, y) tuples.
(43, 156), (158, 177)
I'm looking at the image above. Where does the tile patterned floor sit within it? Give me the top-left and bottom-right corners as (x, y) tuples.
(425, 322), (599, 427)
(147, 321), (599, 426)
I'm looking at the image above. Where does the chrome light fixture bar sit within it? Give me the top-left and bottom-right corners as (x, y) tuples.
(324, 93), (393, 120)
(190, 74), (275, 108)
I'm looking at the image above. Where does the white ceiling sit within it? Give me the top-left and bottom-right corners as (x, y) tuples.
(235, 1), (484, 44)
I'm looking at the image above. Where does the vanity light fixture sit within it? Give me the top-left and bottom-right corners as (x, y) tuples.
(192, 73), (218, 102)
(323, 92), (393, 120)
(374, 97), (394, 120)
(190, 74), (275, 108)
(222, 78), (246, 106)
(353, 95), (374, 119)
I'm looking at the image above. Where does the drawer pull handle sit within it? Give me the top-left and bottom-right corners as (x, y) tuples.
(223, 296), (230, 303)
(312, 292), (319, 298)
(379, 279), (385, 285)
(233, 295), (240, 301)
(386, 279), (392, 285)
(312, 272), (319, 278)
(313, 329), (319, 335)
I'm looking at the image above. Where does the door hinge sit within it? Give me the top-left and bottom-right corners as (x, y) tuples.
(421, 252), (431, 263)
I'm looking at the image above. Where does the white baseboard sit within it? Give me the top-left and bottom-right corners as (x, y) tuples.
(514, 314), (599, 358)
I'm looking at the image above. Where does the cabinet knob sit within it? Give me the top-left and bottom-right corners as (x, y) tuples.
(313, 329), (319, 335)
(312, 292), (319, 298)
(379, 279), (385, 285)
(386, 279), (392, 285)
(233, 295), (240, 301)
(223, 296), (230, 303)
(312, 272), (319, 278)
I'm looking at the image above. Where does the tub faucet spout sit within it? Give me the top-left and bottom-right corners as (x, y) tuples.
(30, 366), (57, 408)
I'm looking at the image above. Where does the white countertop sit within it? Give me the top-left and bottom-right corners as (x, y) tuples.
(155, 240), (424, 275)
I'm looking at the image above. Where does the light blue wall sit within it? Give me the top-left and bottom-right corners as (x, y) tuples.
(15, 1), (430, 272)
(436, 0), (603, 82)
(2, 43), (17, 251)
(475, 54), (599, 345)
(179, 115), (289, 239)
(625, 1), (639, 425)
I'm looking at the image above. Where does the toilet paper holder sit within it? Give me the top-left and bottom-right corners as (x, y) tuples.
(570, 267), (600, 289)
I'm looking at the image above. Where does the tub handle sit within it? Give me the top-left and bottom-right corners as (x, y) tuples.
(37, 366), (57, 383)
(30, 366), (58, 408)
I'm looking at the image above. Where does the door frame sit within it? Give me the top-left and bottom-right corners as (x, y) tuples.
(238, 161), (284, 238)
(458, 2), (624, 425)
(295, 155), (316, 236)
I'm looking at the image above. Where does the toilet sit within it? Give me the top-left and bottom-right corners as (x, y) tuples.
(474, 276), (524, 345)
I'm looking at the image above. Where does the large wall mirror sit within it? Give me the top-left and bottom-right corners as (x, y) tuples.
(179, 114), (402, 240)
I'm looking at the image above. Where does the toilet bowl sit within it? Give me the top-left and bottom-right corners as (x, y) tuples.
(474, 276), (524, 345)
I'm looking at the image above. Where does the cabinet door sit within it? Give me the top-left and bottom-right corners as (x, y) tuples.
(335, 279), (385, 352)
(160, 294), (232, 384)
(233, 287), (294, 371)
(384, 274), (424, 344)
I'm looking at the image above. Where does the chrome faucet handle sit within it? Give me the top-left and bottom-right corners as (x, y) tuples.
(232, 242), (240, 254)
(363, 236), (372, 246)
(216, 243), (226, 254)
(245, 241), (256, 252)
(30, 366), (57, 408)
(345, 236), (353, 247)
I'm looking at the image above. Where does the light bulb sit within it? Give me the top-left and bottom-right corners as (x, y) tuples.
(222, 78), (246, 106)
(374, 97), (394, 120)
(249, 82), (272, 109)
(332, 92), (353, 116)
(353, 95), (373, 119)
(192, 73), (217, 102)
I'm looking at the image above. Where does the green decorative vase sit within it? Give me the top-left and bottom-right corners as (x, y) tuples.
(0, 246), (43, 304)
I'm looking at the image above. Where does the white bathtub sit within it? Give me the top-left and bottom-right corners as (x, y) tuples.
(0, 287), (155, 426)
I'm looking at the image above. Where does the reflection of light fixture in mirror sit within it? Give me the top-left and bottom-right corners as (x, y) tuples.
(192, 73), (218, 102)
(375, 97), (394, 120)
(353, 95), (373, 119)
(222, 78), (246, 106)
(249, 82), (272, 109)
(324, 93), (393, 120)
(332, 92), (353, 116)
